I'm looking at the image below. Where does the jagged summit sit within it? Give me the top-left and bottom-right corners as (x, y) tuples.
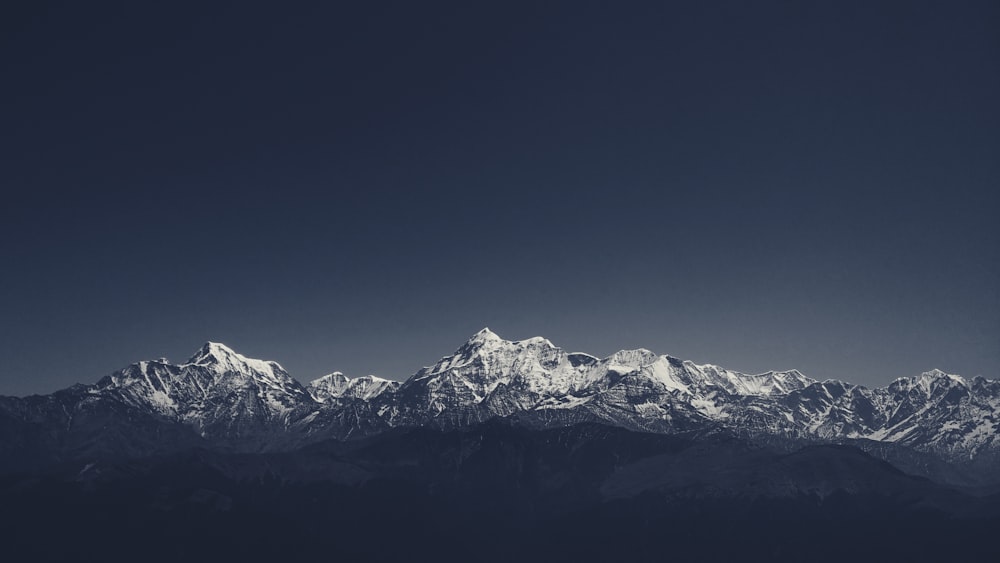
(471, 327), (501, 340)
(918, 368), (965, 382)
(892, 368), (966, 386)
(889, 368), (968, 396)
(607, 348), (658, 368)
(463, 328), (554, 349)
(456, 327), (513, 347)
(456, 328), (555, 353)
(181, 341), (289, 380)
(187, 341), (240, 364)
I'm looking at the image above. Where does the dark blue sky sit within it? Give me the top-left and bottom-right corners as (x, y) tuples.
(2, 1), (997, 395)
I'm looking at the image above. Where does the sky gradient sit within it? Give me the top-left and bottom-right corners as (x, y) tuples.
(2, 1), (998, 395)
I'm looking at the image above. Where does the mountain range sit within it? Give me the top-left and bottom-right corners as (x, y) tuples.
(2, 328), (997, 486)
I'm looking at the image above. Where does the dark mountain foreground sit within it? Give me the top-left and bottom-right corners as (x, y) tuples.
(2, 422), (996, 562)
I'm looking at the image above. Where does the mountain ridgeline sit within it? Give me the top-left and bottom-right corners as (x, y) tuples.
(1, 329), (997, 485)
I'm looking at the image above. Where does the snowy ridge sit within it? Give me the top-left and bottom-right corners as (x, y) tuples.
(374, 330), (998, 465)
(1, 330), (997, 471)
(308, 373), (399, 402)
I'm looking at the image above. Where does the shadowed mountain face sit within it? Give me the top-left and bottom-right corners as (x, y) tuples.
(1, 330), (997, 486)
(1, 423), (997, 562)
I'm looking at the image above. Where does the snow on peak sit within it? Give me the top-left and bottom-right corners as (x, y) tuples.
(458, 329), (555, 355)
(917, 369), (966, 389)
(187, 341), (241, 364)
(471, 327), (501, 340)
(317, 371), (346, 379)
(308, 372), (398, 402)
(92, 341), (311, 434)
(312, 371), (348, 383)
(893, 369), (967, 391)
(184, 341), (286, 376)
(607, 349), (658, 371)
(920, 368), (962, 381)
(516, 335), (555, 348)
(307, 372), (350, 398)
(880, 369), (973, 402)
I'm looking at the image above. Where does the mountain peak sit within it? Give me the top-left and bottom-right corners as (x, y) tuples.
(463, 329), (555, 351)
(917, 369), (966, 386)
(515, 335), (555, 348)
(195, 341), (236, 356)
(455, 328), (507, 354)
(188, 341), (239, 364)
(896, 368), (964, 383)
(889, 369), (968, 396)
(182, 341), (290, 381)
(469, 327), (502, 342)
(608, 348), (658, 368)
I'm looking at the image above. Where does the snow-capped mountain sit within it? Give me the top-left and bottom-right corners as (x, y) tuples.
(94, 342), (314, 441)
(373, 329), (997, 464)
(0, 329), (996, 482)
